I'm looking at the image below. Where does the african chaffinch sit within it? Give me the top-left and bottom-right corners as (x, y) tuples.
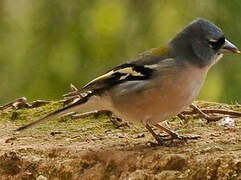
(16, 18), (240, 145)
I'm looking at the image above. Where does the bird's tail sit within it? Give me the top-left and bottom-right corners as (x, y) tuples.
(15, 94), (92, 131)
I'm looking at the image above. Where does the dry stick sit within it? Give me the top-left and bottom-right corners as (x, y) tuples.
(180, 104), (241, 122)
(61, 83), (86, 106)
(70, 83), (78, 92)
(190, 104), (221, 122)
(0, 97), (30, 110)
(198, 109), (241, 117)
(177, 113), (186, 120)
(31, 100), (50, 108)
(197, 101), (241, 107)
(182, 108), (241, 117)
(71, 110), (129, 128)
(63, 84), (80, 98)
(72, 110), (111, 119)
(0, 97), (50, 111)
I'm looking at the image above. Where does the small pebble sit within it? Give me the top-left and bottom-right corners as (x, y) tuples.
(217, 117), (235, 127)
(65, 138), (71, 142)
(37, 175), (48, 180)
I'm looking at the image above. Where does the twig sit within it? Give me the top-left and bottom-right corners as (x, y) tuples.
(70, 83), (78, 92)
(61, 83), (84, 105)
(0, 97), (50, 111)
(179, 103), (241, 123)
(31, 100), (50, 108)
(71, 110), (111, 119)
(190, 104), (222, 122)
(62, 84), (81, 98)
(177, 113), (186, 120)
(0, 97), (30, 110)
(182, 108), (241, 117)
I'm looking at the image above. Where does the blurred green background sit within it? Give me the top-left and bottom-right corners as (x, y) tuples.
(0, 0), (240, 104)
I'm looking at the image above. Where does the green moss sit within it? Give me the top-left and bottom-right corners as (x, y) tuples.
(1, 101), (240, 139)
(177, 129), (193, 134)
(0, 102), (62, 123)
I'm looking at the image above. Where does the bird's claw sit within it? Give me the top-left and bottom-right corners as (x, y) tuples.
(148, 136), (170, 147)
(153, 133), (201, 146)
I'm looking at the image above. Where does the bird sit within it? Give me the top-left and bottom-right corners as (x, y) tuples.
(15, 18), (240, 145)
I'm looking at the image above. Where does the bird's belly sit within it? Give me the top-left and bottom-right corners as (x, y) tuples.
(108, 65), (208, 124)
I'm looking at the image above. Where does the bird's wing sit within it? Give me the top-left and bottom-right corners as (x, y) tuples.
(15, 47), (171, 131)
(81, 47), (171, 93)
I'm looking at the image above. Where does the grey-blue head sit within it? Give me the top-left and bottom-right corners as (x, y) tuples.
(168, 18), (240, 67)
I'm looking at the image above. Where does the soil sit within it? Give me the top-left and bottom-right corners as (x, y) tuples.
(0, 101), (240, 180)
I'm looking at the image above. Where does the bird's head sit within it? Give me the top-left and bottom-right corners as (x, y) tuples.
(168, 18), (240, 67)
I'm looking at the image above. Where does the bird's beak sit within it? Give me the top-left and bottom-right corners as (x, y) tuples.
(220, 40), (240, 54)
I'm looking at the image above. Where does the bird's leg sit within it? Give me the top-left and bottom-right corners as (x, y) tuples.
(154, 124), (201, 142)
(154, 124), (182, 140)
(145, 124), (168, 146)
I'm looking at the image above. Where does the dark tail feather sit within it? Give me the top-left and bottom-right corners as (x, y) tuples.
(15, 95), (91, 131)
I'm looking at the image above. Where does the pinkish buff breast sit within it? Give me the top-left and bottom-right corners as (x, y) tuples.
(109, 64), (209, 124)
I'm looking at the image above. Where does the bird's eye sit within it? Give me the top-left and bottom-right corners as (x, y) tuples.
(208, 37), (225, 50)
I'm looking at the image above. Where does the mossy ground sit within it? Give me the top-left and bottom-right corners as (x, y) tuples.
(0, 101), (240, 180)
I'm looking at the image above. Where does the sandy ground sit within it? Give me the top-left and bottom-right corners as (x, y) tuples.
(0, 101), (240, 180)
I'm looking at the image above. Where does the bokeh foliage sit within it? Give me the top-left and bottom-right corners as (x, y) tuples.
(0, 0), (240, 104)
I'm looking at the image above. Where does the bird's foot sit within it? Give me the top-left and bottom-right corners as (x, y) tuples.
(153, 123), (201, 145)
(156, 132), (201, 147)
(148, 136), (170, 147)
(148, 132), (201, 147)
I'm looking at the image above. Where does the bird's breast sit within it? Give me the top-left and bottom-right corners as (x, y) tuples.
(107, 63), (209, 124)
